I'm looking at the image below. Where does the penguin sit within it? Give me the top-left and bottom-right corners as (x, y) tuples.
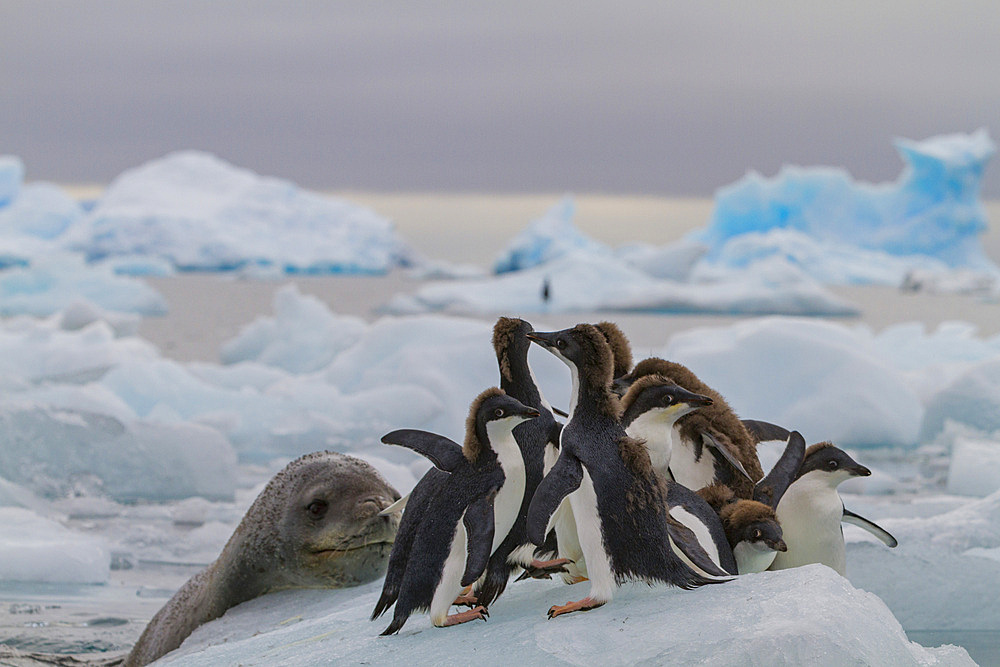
(594, 320), (634, 380)
(472, 317), (567, 608)
(613, 357), (763, 498)
(699, 430), (806, 574)
(525, 325), (730, 618)
(371, 388), (539, 634)
(769, 443), (897, 576)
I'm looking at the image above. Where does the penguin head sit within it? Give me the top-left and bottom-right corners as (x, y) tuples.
(594, 321), (633, 379)
(721, 499), (786, 553)
(527, 324), (613, 380)
(492, 317), (534, 384)
(465, 388), (540, 460)
(797, 442), (871, 487)
(620, 374), (713, 427)
(735, 519), (787, 553)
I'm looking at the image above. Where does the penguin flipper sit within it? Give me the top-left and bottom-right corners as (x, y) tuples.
(526, 451), (583, 546)
(753, 431), (806, 508)
(548, 421), (564, 447)
(842, 507), (898, 548)
(381, 429), (465, 472)
(702, 431), (753, 481)
(742, 419), (792, 444)
(461, 490), (498, 587)
(666, 516), (735, 579)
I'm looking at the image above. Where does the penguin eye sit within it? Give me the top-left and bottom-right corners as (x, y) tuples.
(556, 338), (567, 350)
(306, 499), (328, 519)
(828, 459), (838, 469)
(753, 528), (762, 539)
(662, 395), (675, 407)
(494, 408), (505, 418)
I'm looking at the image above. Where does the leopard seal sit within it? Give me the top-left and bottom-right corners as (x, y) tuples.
(125, 451), (400, 666)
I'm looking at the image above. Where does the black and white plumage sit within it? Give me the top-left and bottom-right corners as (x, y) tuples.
(525, 325), (730, 618)
(473, 317), (564, 608)
(371, 388), (539, 634)
(770, 442), (897, 576)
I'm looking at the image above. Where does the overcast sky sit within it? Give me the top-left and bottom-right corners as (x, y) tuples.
(2, 2), (999, 196)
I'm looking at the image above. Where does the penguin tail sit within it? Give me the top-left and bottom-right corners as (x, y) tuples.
(370, 590), (397, 621)
(380, 614), (407, 636)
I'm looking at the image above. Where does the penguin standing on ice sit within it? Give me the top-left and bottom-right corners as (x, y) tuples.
(472, 317), (566, 608)
(526, 324), (729, 618)
(614, 357), (763, 498)
(769, 443), (897, 576)
(371, 388), (539, 634)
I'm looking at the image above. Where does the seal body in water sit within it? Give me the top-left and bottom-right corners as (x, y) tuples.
(125, 451), (400, 666)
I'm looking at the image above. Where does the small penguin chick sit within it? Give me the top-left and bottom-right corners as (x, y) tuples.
(719, 499), (786, 575)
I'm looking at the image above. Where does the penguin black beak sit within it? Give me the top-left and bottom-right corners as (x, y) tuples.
(526, 331), (555, 348)
(770, 538), (788, 553)
(850, 465), (872, 477)
(674, 386), (713, 408)
(522, 408), (541, 419)
(611, 377), (631, 396)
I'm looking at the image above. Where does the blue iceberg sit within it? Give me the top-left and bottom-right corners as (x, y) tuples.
(696, 129), (996, 272)
(493, 195), (609, 273)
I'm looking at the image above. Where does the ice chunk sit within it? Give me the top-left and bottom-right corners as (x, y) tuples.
(615, 237), (709, 281)
(385, 252), (858, 317)
(698, 130), (995, 266)
(220, 284), (367, 373)
(160, 566), (971, 666)
(664, 317), (923, 448)
(0, 507), (109, 584)
(70, 151), (413, 274)
(0, 253), (166, 316)
(920, 358), (1000, 441)
(0, 402), (238, 502)
(947, 437), (1000, 497)
(0, 155), (24, 206)
(493, 196), (608, 273)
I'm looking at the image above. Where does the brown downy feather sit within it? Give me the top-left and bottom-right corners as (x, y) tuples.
(628, 357), (763, 495)
(618, 373), (673, 416)
(618, 434), (665, 515)
(697, 483), (736, 513)
(804, 441), (836, 458)
(491, 317), (523, 384)
(595, 321), (634, 378)
(463, 387), (506, 462)
(719, 499), (777, 548)
(572, 324), (622, 419)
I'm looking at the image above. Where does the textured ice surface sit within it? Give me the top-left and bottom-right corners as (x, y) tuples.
(696, 130), (997, 280)
(385, 252), (859, 317)
(493, 196), (608, 273)
(0, 507), (109, 584)
(68, 151), (413, 273)
(160, 566), (971, 666)
(848, 489), (1000, 631)
(0, 402), (237, 502)
(947, 437), (1000, 497)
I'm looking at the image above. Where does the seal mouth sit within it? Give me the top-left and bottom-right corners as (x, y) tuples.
(310, 540), (394, 558)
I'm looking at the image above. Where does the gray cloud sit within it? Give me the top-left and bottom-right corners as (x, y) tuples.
(2, 1), (998, 196)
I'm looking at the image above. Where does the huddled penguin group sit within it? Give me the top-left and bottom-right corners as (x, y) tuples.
(372, 318), (897, 634)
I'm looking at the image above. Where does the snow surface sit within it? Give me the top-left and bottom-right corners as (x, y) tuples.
(160, 566), (971, 666)
(66, 151), (414, 274)
(0, 507), (109, 584)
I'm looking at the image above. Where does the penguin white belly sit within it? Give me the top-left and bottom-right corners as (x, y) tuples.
(429, 518), (468, 626)
(668, 506), (722, 573)
(668, 426), (717, 490)
(733, 541), (778, 575)
(770, 476), (847, 575)
(568, 468), (613, 603)
(626, 412), (673, 479)
(487, 423), (526, 552)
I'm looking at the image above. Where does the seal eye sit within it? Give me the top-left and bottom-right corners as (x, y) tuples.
(494, 408), (504, 418)
(306, 499), (328, 519)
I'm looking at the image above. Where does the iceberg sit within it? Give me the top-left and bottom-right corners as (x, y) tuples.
(0, 507), (110, 584)
(0, 155), (24, 206)
(946, 437), (1000, 497)
(695, 130), (998, 283)
(158, 566), (971, 666)
(493, 196), (608, 273)
(68, 151), (414, 274)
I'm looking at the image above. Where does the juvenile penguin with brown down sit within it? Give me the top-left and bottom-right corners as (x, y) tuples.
(126, 452), (400, 667)
(594, 320), (634, 379)
(614, 357), (763, 498)
(526, 324), (730, 619)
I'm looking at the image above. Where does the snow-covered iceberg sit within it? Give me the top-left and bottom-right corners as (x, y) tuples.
(493, 196), (609, 273)
(695, 130), (998, 284)
(68, 151), (414, 274)
(159, 566), (971, 666)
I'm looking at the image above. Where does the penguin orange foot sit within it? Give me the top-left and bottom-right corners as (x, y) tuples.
(515, 558), (574, 581)
(547, 597), (604, 618)
(452, 585), (478, 607)
(442, 605), (489, 627)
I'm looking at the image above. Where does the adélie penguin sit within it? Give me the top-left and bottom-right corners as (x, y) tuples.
(473, 317), (566, 608)
(525, 325), (730, 618)
(769, 442), (897, 576)
(613, 357), (763, 498)
(371, 388), (539, 634)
